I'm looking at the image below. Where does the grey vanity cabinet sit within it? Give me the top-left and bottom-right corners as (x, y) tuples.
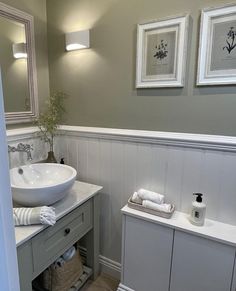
(231, 259), (236, 291)
(16, 189), (101, 291)
(169, 230), (235, 291)
(122, 215), (174, 291)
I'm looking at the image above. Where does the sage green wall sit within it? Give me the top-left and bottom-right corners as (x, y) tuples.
(47, 0), (236, 135)
(2, 0), (50, 129)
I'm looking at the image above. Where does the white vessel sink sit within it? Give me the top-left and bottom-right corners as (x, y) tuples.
(10, 163), (77, 206)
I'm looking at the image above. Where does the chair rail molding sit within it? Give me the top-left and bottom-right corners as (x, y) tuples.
(58, 125), (236, 152)
(7, 125), (236, 152)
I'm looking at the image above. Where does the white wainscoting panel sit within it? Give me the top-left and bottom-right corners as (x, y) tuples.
(53, 127), (236, 265)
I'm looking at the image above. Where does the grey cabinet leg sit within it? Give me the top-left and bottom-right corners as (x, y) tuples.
(86, 194), (100, 279)
(17, 242), (33, 291)
(20, 281), (32, 291)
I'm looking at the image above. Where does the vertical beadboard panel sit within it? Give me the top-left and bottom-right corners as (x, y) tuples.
(150, 145), (168, 194)
(67, 138), (78, 178)
(219, 152), (236, 224)
(200, 150), (222, 220)
(56, 135), (68, 164)
(123, 142), (138, 206)
(99, 139), (112, 260)
(165, 147), (184, 209)
(181, 148), (204, 214)
(77, 137), (88, 182)
(55, 131), (236, 266)
(87, 138), (100, 185)
(136, 144), (153, 190)
(110, 141), (124, 262)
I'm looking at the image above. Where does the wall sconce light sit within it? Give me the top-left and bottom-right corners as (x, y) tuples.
(13, 43), (27, 59)
(65, 30), (90, 51)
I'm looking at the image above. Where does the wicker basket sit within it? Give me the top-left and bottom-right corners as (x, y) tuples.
(128, 197), (175, 219)
(42, 250), (83, 291)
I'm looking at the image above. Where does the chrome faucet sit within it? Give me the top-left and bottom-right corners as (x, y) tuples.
(8, 143), (33, 161)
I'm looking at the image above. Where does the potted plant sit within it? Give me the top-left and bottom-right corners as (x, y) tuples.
(35, 91), (66, 163)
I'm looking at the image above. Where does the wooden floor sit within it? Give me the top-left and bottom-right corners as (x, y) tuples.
(81, 273), (119, 291)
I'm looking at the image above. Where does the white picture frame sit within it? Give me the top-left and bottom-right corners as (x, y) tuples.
(136, 15), (189, 88)
(197, 4), (236, 85)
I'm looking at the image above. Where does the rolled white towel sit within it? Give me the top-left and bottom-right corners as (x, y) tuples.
(137, 188), (164, 204)
(142, 200), (172, 213)
(131, 192), (142, 205)
(13, 206), (56, 226)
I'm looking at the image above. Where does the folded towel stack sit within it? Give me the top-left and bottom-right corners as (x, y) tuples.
(131, 188), (172, 213)
(137, 188), (165, 204)
(142, 200), (172, 213)
(13, 206), (56, 226)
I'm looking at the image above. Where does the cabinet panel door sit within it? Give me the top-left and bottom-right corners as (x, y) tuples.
(170, 230), (235, 291)
(123, 215), (174, 291)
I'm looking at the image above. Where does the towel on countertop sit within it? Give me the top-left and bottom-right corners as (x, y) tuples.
(142, 200), (172, 213)
(131, 188), (165, 205)
(131, 192), (143, 205)
(13, 206), (56, 226)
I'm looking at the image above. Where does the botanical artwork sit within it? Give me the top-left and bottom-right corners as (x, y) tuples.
(144, 30), (176, 78)
(210, 20), (236, 71)
(154, 39), (168, 60)
(197, 5), (236, 85)
(223, 26), (236, 54)
(136, 15), (188, 88)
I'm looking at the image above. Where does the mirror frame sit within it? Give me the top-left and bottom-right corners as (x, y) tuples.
(0, 2), (38, 124)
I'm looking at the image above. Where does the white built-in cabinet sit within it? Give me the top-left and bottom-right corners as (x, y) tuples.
(170, 231), (235, 291)
(118, 206), (236, 291)
(123, 216), (173, 291)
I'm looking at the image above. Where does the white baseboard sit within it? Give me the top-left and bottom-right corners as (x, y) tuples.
(117, 283), (135, 291)
(99, 255), (121, 280)
(78, 246), (121, 280)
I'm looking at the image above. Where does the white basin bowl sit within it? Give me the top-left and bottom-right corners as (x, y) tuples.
(10, 163), (77, 206)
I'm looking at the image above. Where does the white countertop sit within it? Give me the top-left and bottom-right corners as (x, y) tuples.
(122, 205), (236, 247)
(15, 181), (102, 247)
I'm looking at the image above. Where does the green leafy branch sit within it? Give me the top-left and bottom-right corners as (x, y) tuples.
(35, 91), (67, 151)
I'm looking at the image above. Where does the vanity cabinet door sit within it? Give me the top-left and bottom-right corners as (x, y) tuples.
(170, 230), (235, 291)
(122, 215), (174, 291)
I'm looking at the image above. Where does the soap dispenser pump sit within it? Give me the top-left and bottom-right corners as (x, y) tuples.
(190, 193), (206, 226)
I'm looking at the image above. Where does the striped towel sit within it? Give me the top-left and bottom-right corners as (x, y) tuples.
(13, 206), (56, 226)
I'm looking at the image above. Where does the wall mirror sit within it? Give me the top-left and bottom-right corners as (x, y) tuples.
(0, 2), (38, 124)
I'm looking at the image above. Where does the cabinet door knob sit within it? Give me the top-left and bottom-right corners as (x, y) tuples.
(64, 228), (71, 235)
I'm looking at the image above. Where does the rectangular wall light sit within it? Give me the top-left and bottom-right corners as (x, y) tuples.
(65, 30), (90, 51)
(13, 43), (27, 59)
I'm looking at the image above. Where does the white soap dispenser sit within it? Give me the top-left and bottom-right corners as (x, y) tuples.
(190, 193), (206, 226)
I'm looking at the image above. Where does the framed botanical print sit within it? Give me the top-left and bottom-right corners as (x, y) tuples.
(136, 15), (189, 88)
(197, 4), (236, 85)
